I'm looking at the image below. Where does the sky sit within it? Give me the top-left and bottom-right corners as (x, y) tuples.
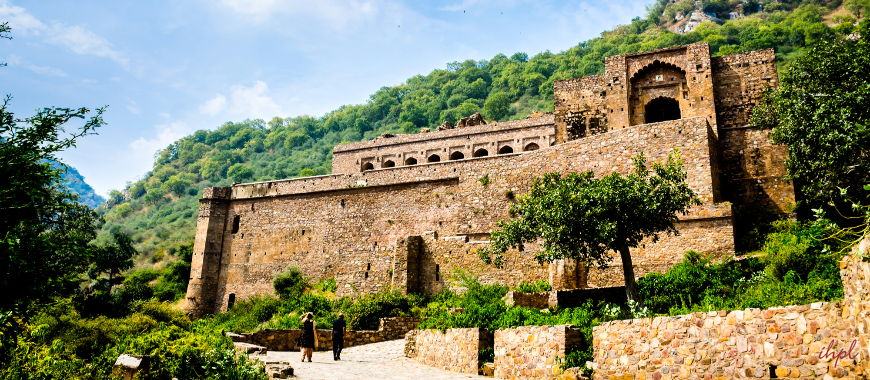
(1, 0), (650, 196)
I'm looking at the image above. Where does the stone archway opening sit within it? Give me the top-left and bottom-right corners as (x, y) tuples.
(524, 143), (539, 152)
(498, 146), (514, 155)
(449, 151), (465, 160)
(382, 160), (395, 168)
(644, 97), (681, 124)
(473, 149), (489, 158)
(427, 154), (441, 163)
(362, 162), (375, 171)
(405, 157), (417, 166)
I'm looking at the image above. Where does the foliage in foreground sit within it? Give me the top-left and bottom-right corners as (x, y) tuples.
(753, 20), (870, 204)
(0, 300), (267, 380)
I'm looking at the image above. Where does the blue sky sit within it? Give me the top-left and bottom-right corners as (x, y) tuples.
(1, 0), (650, 196)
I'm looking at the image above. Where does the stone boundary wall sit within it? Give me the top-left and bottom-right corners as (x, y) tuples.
(228, 316), (420, 352)
(494, 325), (584, 379)
(592, 238), (870, 380)
(504, 290), (551, 309)
(413, 328), (492, 375)
(549, 287), (627, 308)
(504, 287), (628, 310)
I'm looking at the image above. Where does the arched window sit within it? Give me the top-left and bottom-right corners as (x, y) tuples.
(645, 97), (681, 124)
(382, 160), (395, 168)
(362, 162), (374, 171)
(427, 154), (441, 163)
(498, 146), (514, 155)
(227, 293), (236, 310)
(449, 151), (465, 160)
(524, 143), (540, 152)
(404, 157), (418, 166)
(473, 149), (489, 157)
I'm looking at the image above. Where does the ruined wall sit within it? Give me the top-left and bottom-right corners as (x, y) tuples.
(332, 116), (556, 174)
(185, 116), (733, 314)
(591, 239), (870, 380)
(413, 328), (492, 375)
(184, 187), (232, 318)
(494, 325), (584, 379)
(555, 43), (718, 144)
(712, 49), (792, 249)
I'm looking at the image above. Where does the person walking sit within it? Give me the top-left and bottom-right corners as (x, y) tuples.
(332, 313), (347, 361)
(297, 312), (318, 362)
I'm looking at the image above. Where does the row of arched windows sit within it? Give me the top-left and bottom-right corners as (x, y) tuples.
(361, 143), (540, 171)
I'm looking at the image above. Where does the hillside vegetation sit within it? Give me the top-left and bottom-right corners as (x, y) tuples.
(96, 0), (864, 267)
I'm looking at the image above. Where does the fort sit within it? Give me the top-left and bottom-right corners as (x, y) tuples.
(184, 42), (794, 317)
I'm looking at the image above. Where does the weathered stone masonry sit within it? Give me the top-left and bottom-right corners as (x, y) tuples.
(184, 42), (793, 317)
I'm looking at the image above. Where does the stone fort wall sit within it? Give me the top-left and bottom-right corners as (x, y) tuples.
(186, 116), (732, 316)
(184, 42), (794, 317)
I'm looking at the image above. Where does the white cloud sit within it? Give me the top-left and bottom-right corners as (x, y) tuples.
(199, 94), (227, 116)
(45, 24), (129, 69)
(0, 0), (46, 34)
(130, 120), (190, 161)
(0, 1), (131, 71)
(27, 63), (66, 77)
(227, 81), (284, 119)
(218, 0), (379, 30)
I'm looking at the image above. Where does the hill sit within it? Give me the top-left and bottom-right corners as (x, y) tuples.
(59, 163), (106, 209)
(94, 0), (866, 266)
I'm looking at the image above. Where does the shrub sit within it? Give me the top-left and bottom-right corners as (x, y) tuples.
(272, 266), (308, 300)
(513, 278), (552, 293)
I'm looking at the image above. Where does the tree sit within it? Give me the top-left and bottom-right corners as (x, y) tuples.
(477, 151), (700, 304)
(163, 174), (190, 195)
(752, 21), (870, 203)
(273, 265), (307, 300)
(0, 94), (106, 315)
(483, 92), (511, 121)
(228, 163), (254, 183)
(88, 229), (136, 287)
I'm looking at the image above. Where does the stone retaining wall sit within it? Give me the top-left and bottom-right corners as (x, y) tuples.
(494, 325), (584, 379)
(592, 239), (870, 380)
(504, 290), (551, 309)
(413, 328), (492, 375)
(228, 316), (420, 352)
(549, 286), (627, 308)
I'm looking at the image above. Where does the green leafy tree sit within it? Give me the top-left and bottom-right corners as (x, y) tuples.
(478, 151), (700, 304)
(228, 163), (255, 183)
(163, 175), (190, 195)
(752, 22), (870, 202)
(143, 187), (165, 205)
(272, 265), (308, 300)
(845, 0), (870, 18)
(0, 94), (105, 315)
(483, 92), (511, 121)
(88, 229), (137, 286)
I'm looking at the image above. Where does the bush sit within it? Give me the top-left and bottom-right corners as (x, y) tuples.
(513, 278), (552, 293)
(272, 266), (308, 300)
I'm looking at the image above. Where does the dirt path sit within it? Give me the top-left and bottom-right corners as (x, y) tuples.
(262, 339), (488, 379)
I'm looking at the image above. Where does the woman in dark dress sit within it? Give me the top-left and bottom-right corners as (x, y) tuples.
(297, 312), (317, 362)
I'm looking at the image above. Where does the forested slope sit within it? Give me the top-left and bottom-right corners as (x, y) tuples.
(94, 0), (866, 265)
